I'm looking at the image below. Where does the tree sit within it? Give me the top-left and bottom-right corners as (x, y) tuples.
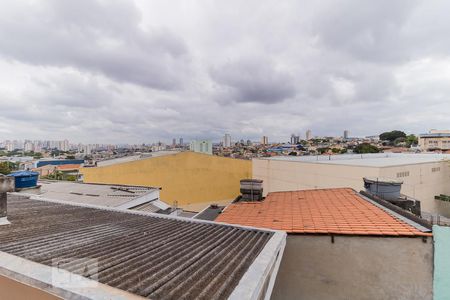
(394, 137), (406, 146)
(405, 134), (418, 147)
(331, 148), (341, 153)
(0, 162), (11, 175)
(354, 143), (380, 154)
(317, 147), (330, 154)
(379, 131), (406, 143)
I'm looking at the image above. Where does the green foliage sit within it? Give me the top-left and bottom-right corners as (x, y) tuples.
(354, 143), (380, 154)
(32, 152), (43, 159)
(331, 148), (341, 153)
(317, 147), (330, 154)
(0, 161), (19, 174)
(66, 155), (76, 159)
(379, 130), (406, 142)
(0, 162), (11, 175)
(405, 134), (418, 147)
(66, 175), (77, 181)
(394, 137), (406, 146)
(288, 151), (297, 156)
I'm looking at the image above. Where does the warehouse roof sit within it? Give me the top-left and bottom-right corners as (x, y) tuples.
(259, 153), (450, 167)
(216, 188), (432, 237)
(419, 133), (450, 138)
(0, 195), (285, 300)
(18, 181), (162, 209)
(96, 151), (180, 167)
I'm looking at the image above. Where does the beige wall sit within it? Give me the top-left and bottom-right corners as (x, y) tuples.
(272, 235), (433, 300)
(380, 162), (450, 214)
(419, 136), (450, 150)
(253, 159), (450, 217)
(253, 159), (380, 194)
(0, 275), (61, 300)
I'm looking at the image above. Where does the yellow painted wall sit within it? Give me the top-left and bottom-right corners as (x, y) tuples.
(81, 152), (251, 210)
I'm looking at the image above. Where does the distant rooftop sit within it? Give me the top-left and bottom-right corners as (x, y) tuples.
(0, 195), (284, 299)
(419, 133), (450, 138)
(216, 188), (432, 237)
(18, 181), (163, 209)
(258, 153), (450, 167)
(96, 151), (180, 167)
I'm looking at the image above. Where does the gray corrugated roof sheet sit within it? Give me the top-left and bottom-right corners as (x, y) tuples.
(130, 201), (162, 213)
(194, 205), (225, 221)
(0, 195), (273, 299)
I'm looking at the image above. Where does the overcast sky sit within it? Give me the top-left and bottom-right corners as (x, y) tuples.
(0, 0), (449, 143)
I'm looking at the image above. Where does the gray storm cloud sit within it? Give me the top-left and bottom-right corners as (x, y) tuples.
(0, 0), (449, 143)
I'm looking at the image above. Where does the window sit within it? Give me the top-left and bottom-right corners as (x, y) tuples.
(396, 171), (410, 178)
(432, 167), (441, 173)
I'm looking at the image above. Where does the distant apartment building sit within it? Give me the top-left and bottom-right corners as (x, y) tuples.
(223, 133), (232, 148)
(23, 141), (33, 152)
(261, 136), (269, 145)
(306, 129), (312, 140)
(344, 130), (349, 139)
(290, 134), (300, 144)
(190, 140), (212, 155)
(419, 129), (450, 151)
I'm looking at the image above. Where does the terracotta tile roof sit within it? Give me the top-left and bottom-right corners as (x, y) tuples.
(56, 164), (81, 170)
(216, 188), (432, 237)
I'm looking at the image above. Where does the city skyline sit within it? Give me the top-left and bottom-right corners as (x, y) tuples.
(1, 1), (450, 143)
(0, 127), (423, 147)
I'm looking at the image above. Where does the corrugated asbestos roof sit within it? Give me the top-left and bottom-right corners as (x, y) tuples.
(0, 195), (273, 299)
(130, 201), (163, 213)
(216, 188), (432, 237)
(194, 205), (225, 221)
(27, 181), (158, 208)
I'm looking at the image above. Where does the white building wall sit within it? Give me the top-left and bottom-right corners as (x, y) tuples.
(253, 158), (450, 217)
(379, 161), (450, 215)
(253, 159), (380, 195)
(189, 140), (213, 155)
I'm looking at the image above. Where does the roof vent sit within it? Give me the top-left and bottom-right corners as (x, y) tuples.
(0, 175), (15, 225)
(240, 179), (263, 201)
(363, 177), (402, 201)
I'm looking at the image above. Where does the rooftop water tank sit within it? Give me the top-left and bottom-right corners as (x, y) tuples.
(8, 171), (39, 190)
(240, 179), (263, 201)
(363, 177), (403, 201)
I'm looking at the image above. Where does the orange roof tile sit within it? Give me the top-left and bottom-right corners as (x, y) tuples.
(56, 164), (81, 170)
(216, 188), (432, 237)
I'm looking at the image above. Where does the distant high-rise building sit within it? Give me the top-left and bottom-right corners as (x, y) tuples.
(59, 139), (69, 151)
(83, 144), (94, 155)
(24, 141), (33, 152)
(344, 130), (349, 139)
(306, 130), (312, 140)
(261, 136), (269, 145)
(223, 134), (232, 148)
(5, 141), (13, 152)
(172, 138), (176, 147)
(179, 138), (184, 146)
(290, 134), (300, 144)
(190, 140), (213, 155)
